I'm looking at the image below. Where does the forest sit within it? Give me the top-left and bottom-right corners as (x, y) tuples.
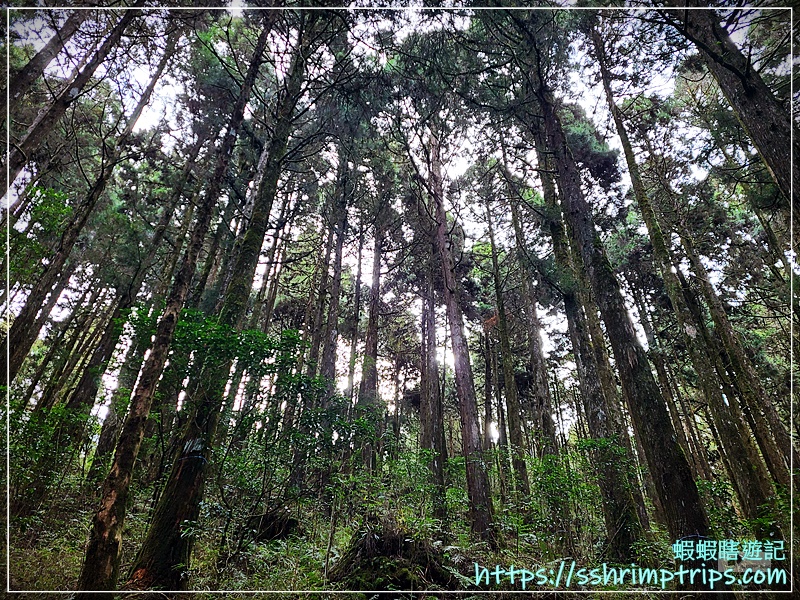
(2, 1), (796, 596)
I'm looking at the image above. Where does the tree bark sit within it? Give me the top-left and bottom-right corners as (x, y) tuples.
(428, 131), (494, 543)
(75, 18), (273, 594)
(530, 63), (709, 543)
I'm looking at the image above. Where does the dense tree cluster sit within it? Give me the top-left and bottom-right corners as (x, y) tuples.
(3, 2), (794, 595)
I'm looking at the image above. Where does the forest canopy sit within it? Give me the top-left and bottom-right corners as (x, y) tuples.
(3, 1), (796, 596)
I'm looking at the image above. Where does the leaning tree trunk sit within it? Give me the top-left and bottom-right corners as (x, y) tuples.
(56, 120), (204, 464)
(528, 63), (709, 544)
(647, 149), (796, 487)
(4, 9), (90, 136)
(85, 313), (149, 485)
(74, 18), (274, 595)
(592, 29), (779, 533)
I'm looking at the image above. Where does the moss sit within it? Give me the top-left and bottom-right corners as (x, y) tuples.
(327, 519), (459, 591)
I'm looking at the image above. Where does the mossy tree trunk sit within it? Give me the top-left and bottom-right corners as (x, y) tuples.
(526, 45), (710, 544)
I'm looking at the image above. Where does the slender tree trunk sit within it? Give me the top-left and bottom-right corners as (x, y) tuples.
(518, 143), (644, 560)
(482, 333), (493, 452)
(358, 218), (383, 396)
(306, 228), (334, 379)
(187, 197), (237, 311)
(357, 216), (383, 471)
(86, 317), (149, 484)
(6, 10), (90, 115)
(491, 340), (510, 506)
(346, 221), (364, 401)
(484, 199), (529, 496)
(633, 293), (706, 480)
(681, 232), (796, 478)
(420, 247), (447, 521)
(501, 170), (559, 457)
(427, 131), (494, 543)
(320, 158), (350, 393)
(16, 286), (90, 412)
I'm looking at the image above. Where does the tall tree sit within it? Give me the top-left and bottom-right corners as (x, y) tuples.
(662, 2), (796, 214)
(508, 11), (710, 545)
(126, 12), (325, 589)
(590, 20), (779, 531)
(75, 16), (275, 593)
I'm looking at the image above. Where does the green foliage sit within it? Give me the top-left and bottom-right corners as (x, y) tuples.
(10, 187), (73, 284)
(696, 479), (746, 539)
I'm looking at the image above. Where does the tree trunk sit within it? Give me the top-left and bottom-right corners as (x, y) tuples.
(681, 232), (796, 480)
(428, 131), (494, 543)
(518, 139), (644, 560)
(305, 227), (334, 379)
(86, 315), (149, 484)
(346, 221), (364, 401)
(6, 10), (90, 118)
(358, 219), (383, 404)
(484, 199), (529, 497)
(593, 32), (778, 531)
(420, 246), (447, 521)
(531, 67), (709, 543)
(501, 175), (559, 457)
(74, 18), (274, 594)
(320, 156), (350, 393)
(59, 123), (204, 457)
(357, 215), (383, 471)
